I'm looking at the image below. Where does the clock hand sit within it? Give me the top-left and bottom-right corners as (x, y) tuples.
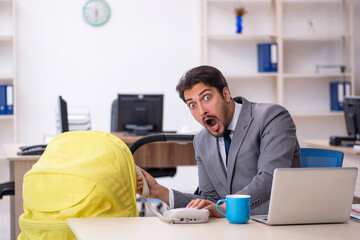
(95, 9), (98, 21)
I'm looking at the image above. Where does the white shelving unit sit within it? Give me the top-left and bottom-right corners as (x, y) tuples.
(201, 0), (354, 140)
(0, 0), (16, 156)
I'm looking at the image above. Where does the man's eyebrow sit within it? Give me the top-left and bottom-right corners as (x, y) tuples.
(185, 88), (211, 103)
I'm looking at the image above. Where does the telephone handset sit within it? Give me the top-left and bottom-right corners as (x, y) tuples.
(135, 166), (150, 198)
(135, 166), (209, 224)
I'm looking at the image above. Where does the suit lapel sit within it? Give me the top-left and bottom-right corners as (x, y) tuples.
(226, 97), (254, 191)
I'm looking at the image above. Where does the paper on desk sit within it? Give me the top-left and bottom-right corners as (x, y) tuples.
(353, 145), (360, 152)
(351, 207), (360, 222)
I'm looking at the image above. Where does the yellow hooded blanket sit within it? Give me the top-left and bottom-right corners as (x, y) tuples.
(18, 131), (139, 240)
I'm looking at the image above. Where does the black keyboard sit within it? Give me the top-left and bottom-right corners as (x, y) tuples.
(17, 145), (47, 156)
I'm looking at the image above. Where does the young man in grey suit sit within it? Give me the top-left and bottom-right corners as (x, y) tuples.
(137, 65), (301, 217)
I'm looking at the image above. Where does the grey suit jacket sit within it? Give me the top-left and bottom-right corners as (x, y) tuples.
(173, 97), (300, 214)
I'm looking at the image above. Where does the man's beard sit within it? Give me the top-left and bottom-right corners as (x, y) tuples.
(204, 101), (230, 138)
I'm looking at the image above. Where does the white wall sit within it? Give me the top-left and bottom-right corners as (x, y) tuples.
(13, 0), (360, 144)
(16, 0), (202, 144)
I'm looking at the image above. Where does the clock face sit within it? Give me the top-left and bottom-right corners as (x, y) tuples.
(83, 0), (111, 26)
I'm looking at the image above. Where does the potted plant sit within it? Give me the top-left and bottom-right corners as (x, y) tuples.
(235, 7), (247, 34)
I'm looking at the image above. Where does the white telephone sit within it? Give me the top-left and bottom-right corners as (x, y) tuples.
(135, 166), (209, 224)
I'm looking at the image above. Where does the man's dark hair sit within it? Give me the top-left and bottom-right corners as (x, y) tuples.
(176, 65), (229, 102)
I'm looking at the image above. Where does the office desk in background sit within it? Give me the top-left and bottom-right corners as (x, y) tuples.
(3, 144), (39, 240)
(3, 132), (196, 239)
(302, 140), (360, 200)
(67, 216), (360, 240)
(111, 132), (196, 167)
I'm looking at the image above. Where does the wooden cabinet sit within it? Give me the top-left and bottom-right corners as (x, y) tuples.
(0, 0), (16, 155)
(201, 0), (354, 140)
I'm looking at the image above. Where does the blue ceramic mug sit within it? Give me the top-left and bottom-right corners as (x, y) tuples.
(216, 194), (251, 224)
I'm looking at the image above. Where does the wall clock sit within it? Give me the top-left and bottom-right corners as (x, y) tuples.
(83, 0), (111, 26)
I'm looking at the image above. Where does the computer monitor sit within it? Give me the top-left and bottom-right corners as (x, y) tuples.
(343, 96), (360, 140)
(330, 96), (360, 146)
(57, 96), (69, 133)
(117, 94), (163, 135)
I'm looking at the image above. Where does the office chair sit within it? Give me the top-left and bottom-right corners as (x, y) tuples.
(130, 134), (194, 216)
(111, 98), (177, 176)
(300, 148), (344, 168)
(0, 181), (14, 199)
(193, 148), (345, 196)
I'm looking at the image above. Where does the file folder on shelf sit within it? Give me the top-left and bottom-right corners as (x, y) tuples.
(0, 85), (6, 115)
(6, 84), (13, 115)
(316, 65), (345, 74)
(257, 43), (278, 72)
(330, 81), (351, 111)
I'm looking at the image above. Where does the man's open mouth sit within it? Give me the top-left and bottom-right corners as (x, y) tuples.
(203, 117), (219, 130)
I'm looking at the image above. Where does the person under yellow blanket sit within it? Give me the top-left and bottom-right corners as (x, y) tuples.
(18, 131), (139, 240)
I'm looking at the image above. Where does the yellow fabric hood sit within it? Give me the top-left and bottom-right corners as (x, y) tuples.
(18, 131), (139, 240)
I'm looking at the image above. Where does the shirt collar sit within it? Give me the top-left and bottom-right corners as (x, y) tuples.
(227, 101), (242, 132)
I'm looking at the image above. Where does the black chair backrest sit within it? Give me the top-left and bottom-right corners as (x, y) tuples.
(0, 181), (15, 199)
(129, 134), (194, 178)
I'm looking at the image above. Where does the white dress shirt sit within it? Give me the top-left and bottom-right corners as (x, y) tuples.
(168, 101), (242, 208)
(218, 102), (242, 167)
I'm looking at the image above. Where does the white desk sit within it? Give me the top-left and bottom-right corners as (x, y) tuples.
(67, 217), (360, 240)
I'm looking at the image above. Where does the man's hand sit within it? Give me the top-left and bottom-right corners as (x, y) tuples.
(136, 167), (170, 205)
(187, 198), (226, 218)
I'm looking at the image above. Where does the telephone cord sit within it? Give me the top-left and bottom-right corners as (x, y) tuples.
(145, 200), (174, 224)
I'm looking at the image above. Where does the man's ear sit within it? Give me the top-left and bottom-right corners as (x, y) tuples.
(223, 87), (231, 102)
